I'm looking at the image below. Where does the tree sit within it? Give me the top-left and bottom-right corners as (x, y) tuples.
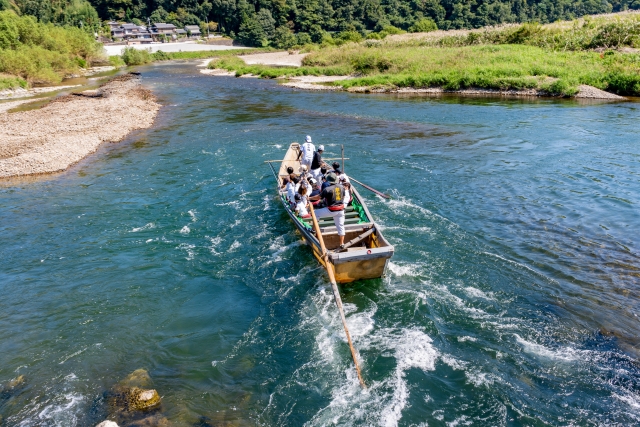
(257, 8), (276, 38)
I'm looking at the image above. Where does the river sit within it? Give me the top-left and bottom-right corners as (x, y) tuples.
(1, 61), (639, 426)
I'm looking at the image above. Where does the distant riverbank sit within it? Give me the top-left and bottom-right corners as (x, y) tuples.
(203, 12), (640, 99)
(0, 73), (159, 178)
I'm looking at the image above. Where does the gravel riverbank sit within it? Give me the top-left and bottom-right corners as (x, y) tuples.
(0, 74), (160, 178)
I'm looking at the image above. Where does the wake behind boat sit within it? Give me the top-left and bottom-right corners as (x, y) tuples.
(268, 142), (394, 283)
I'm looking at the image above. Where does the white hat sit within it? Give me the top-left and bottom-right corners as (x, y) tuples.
(340, 176), (350, 183)
(305, 135), (312, 143)
(318, 145), (324, 151)
(300, 165), (308, 171)
(309, 178), (317, 185)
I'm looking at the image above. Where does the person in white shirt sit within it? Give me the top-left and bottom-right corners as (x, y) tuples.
(298, 135), (315, 170)
(340, 176), (351, 206)
(294, 194), (310, 218)
(286, 176), (297, 206)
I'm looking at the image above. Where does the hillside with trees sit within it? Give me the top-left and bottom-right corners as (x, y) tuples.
(1, 0), (640, 47)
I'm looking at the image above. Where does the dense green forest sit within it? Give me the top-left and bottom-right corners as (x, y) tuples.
(1, 0), (639, 46)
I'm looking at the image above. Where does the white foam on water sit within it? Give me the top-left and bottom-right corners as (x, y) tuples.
(463, 286), (496, 301)
(130, 222), (154, 232)
(229, 240), (242, 252)
(614, 391), (640, 410)
(307, 328), (439, 427)
(59, 348), (86, 365)
(177, 243), (196, 260)
(188, 209), (197, 222)
(215, 200), (241, 209)
(229, 219), (242, 228)
(465, 370), (494, 387)
(274, 144), (282, 149)
(446, 415), (472, 427)
(263, 194), (271, 211)
(16, 391), (85, 427)
(457, 336), (477, 342)
(265, 239), (303, 265)
(514, 334), (589, 362)
(206, 236), (222, 254)
(440, 354), (468, 370)
(388, 261), (422, 277)
(180, 225), (190, 234)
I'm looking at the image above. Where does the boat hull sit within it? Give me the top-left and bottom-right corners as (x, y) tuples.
(272, 143), (394, 283)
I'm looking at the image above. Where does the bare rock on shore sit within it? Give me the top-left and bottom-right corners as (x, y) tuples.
(575, 84), (626, 100)
(96, 421), (120, 427)
(0, 73), (160, 178)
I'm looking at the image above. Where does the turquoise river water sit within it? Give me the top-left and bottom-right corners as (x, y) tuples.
(1, 62), (639, 426)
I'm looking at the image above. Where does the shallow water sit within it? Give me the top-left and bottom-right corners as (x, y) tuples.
(1, 62), (639, 426)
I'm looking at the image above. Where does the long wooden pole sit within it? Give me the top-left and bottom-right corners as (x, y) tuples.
(350, 177), (391, 199)
(308, 204), (366, 388)
(341, 145), (345, 174)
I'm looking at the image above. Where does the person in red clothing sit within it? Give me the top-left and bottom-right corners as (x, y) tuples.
(314, 173), (346, 246)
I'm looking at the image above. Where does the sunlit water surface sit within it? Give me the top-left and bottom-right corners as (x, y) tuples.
(1, 62), (639, 426)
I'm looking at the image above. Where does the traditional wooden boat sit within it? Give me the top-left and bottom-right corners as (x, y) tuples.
(268, 142), (394, 283)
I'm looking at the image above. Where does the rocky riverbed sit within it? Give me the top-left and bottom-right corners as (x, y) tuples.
(0, 73), (160, 178)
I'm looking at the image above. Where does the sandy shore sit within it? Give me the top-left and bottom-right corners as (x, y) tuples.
(0, 73), (160, 178)
(239, 51), (307, 67)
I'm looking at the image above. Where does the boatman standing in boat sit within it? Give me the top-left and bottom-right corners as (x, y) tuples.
(298, 135), (315, 171)
(310, 145), (326, 181)
(314, 172), (346, 247)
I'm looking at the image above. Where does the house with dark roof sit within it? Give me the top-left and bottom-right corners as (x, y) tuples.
(152, 23), (177, 35)
(185, 25), (201, 37)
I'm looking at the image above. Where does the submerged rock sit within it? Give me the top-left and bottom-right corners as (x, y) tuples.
(1, 375), (26, 402)
(107, 386), (161, 412)
(7, 375), (25, 389)
(120, 369), (153, 389)
(105, 369), (164, 426)
(127, 414), (172, 426)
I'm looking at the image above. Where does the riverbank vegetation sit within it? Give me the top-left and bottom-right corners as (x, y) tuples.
(208, 12), (640, 96)
(4, 0), (639, 48)
(118, 47), (268, 66)
(0, 11), (103, 85)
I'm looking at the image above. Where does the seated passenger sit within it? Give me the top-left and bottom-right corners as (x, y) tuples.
(294, 193), (311, 218)
(286, 176), (297, 206)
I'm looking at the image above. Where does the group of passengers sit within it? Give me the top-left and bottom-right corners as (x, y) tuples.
(280, 135), (352, 246)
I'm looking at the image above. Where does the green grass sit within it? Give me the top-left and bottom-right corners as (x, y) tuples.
(310, 44), (640, 95)
(207, 41), (640, 96)
(0, 74), (27, 90)
(208, 55), (352, 79)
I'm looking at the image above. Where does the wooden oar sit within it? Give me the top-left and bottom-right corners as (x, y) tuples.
(350, 177), (391, 199)
(308, 204), (367, 389)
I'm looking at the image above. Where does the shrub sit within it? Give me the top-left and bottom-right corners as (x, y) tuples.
(121, 47), (152, 66)
(409, 18), (438, 33)
(152, 50), (170, 61)
(337, 31), (363, 44)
